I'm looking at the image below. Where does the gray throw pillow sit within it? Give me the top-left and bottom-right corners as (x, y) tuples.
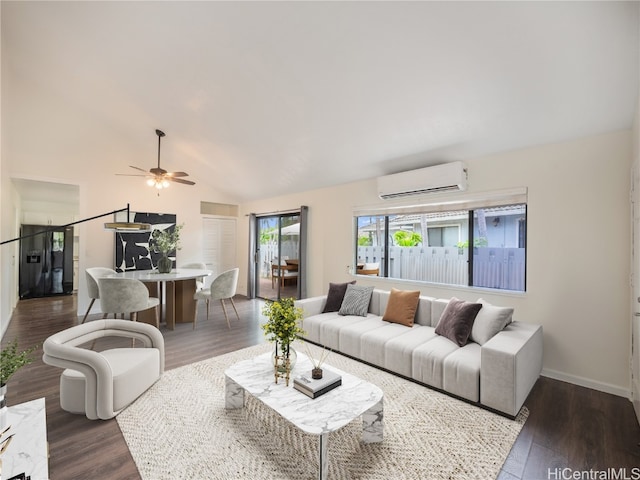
(322, 281), (356, 313)
(469, 299), (514, 345)
(434, 297), (482, 347)
(339, 285), (374, 317)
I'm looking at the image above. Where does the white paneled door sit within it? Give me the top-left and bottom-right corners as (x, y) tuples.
(203, 217), (237, 278)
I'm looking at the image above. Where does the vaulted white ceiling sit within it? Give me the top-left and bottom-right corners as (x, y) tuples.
(2, 1), (639, 202)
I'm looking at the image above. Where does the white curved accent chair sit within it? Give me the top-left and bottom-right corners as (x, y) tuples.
(181, 262), (207, 291)
(194, 268), (240, 329)
(98, 277), (160, 328)
(81, 267), (117, 324)
(42, 319), (165, 420)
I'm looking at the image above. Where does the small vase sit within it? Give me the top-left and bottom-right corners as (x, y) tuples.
(157, 255), (173, 274)
(272, 343), (297, 373)
(312, 368), (323, 379)
(272, 343), (296, 387)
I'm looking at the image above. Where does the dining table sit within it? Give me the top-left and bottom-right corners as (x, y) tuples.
(109, 268), (212, 329)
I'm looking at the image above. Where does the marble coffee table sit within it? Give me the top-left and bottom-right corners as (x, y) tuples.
(225, 351), (384, 480)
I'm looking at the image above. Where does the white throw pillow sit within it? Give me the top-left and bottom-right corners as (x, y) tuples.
(469, 299), (514, 345)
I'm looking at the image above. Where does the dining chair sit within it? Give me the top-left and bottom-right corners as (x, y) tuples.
(194, 267), (240, 329)
(81, 267), (117, 324)
(181, 262), (207, 291)
(98, 277), (160, 328)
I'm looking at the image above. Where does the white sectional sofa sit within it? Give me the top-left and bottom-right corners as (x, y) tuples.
(295, 288), (543, 417)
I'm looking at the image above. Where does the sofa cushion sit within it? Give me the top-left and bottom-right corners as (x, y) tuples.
(434, 298), (482, 347)
(338, 317), (387, 357)
(385, 326), (438, 377)
(339, 284), (374, 317)
(322, 281), (356, 313)
(469, 299), (514, 345)
(411, 336), (460, 388)
(301, 311), (343, 343)
(382, 288), (420, 327)
(443, 343), (481, 402)
(360, 323), (415, 367)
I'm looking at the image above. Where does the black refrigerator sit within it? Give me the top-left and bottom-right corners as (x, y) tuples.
(19, 224), (74, 299)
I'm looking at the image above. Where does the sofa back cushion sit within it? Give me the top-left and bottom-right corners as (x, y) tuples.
(431, 299), (450, 327)
(414, 296), (434, 326)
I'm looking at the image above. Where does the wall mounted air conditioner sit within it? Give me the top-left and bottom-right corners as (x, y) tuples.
(377, 161), (467, 200)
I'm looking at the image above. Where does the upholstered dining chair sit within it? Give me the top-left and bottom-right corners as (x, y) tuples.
(81, 267), (117, 324)
(98, 277), (160, 328)
(193, 267), (240, 329)
(42, 319), (164, 420)
(181, 262), (207, 291)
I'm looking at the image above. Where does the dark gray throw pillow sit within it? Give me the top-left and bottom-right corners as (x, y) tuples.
(322, 281), (356, 313)
(434, 297), (482, 347)
(339, 284), (374, 317)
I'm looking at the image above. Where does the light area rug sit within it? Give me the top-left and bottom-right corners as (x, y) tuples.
(117, 342), (528, 480)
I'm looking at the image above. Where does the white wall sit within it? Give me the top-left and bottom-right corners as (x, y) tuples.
(240, 131), (633, 397)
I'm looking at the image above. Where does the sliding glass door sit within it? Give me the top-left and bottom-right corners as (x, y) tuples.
(255, 213), (300, 300)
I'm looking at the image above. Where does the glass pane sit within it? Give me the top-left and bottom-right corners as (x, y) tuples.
(388, 211), (468, 284)
(356, 215), (386, 276)
(472, 205), (526, 291)
(256, 214), (300, 300)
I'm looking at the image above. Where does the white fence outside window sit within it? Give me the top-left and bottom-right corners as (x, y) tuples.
(357, 246), (525, 291)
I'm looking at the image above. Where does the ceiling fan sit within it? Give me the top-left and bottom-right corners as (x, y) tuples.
(118, 129), (195, 190)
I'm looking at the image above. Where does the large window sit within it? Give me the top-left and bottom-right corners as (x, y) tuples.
(355, 204), (526, 292)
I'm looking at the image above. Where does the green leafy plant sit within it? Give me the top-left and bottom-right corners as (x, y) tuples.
(0, 340), (38, 385)
(358, 236), (372, 246)
(261, 297), (305, 349)
(456, 237), (489, 249)
(393, 230), (422, 247)
(150, 224), (183, 255)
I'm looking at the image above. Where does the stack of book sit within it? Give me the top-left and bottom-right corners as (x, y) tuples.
(293, 370), (342, 399)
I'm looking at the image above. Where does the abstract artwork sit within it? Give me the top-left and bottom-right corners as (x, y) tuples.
(114, 212), (177, 272)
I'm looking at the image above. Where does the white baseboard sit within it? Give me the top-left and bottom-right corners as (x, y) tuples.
(541, 368), (631, 399)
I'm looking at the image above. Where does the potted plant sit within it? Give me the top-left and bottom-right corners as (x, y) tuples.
(150, 223), (183, 273)
(1, 339), (38, 412)
(261, 297), (305, 384)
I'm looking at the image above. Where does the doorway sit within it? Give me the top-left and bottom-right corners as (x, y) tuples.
(255, 213), (301, 300)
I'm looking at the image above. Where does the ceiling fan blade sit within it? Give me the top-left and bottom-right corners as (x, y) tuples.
(116, 173), (150, 177)
(129, 165), (149, 173)
(168, 177), (196, 185)
(165, 171), (189, 177)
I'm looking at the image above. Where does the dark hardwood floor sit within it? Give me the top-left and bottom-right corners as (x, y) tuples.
(3, 294), (640, 480)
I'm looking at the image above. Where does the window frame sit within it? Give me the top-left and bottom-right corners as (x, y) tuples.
(353, 188), (528, 293)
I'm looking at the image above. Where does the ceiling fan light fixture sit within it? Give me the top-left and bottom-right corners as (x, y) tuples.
(118, 129), (195, 190)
